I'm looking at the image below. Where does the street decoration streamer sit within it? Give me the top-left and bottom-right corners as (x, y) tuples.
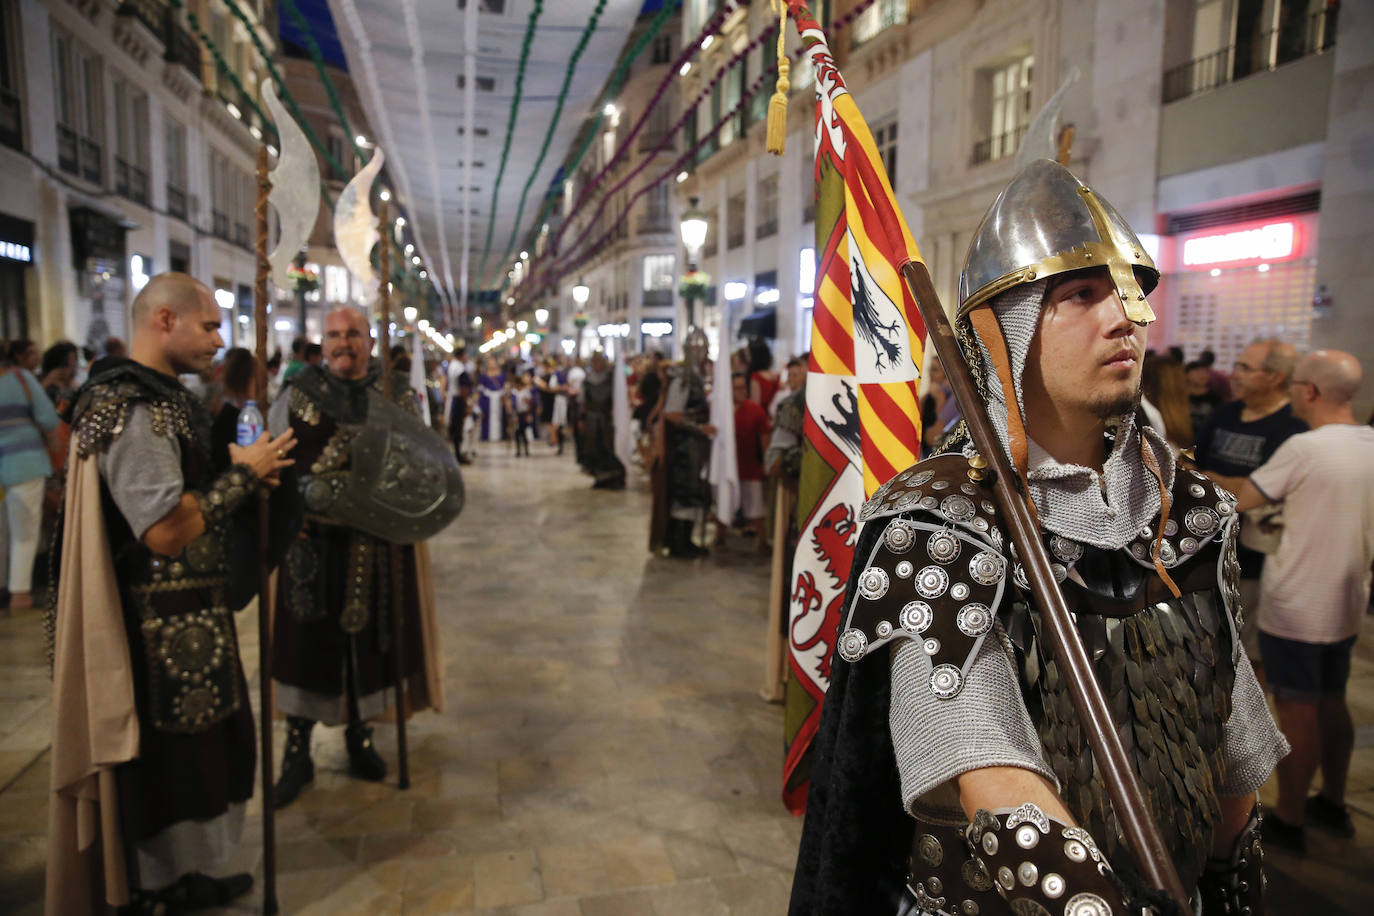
(334, 147), (387, 305)
(498, 0), (611, 268)
(779, 0), (927, 813)
(263, 81), (322, 291)
(542, 0), (729, 266)
(509, 0), (683, 279)
(514, 0), (882, 305)
(477, 0), (546, 285)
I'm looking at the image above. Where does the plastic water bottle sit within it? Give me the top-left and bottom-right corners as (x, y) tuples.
(236, 400), (264, 447)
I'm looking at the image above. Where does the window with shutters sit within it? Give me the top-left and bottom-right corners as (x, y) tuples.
(113, 77), (150, 206)
(756, 175), (778, 239)
(52, 30), (104, 184)
(727, 192), (746, 250)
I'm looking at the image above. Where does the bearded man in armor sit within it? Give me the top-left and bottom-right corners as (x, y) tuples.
(47, 273), (297, 915)
(270, 306), (451, 807)
(788, 161), (1288, 915)
(650, 327), (716, 557)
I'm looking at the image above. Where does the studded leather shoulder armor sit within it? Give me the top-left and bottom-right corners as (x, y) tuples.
(71, 379), (196, 459)
(839, 454), (1008, 700)
(1117, 466), (1237, 578)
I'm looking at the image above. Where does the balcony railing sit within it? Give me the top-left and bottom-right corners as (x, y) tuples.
(166, 19), (202, 81)
(703, 237), (717, 259)
(643, 289), (672, 307)
(727, 230), (745, 250)
(1163, 7), (1337, 103)
(636, 214), (672, 235)
(756, 218), (778, 240)
(850, 0), (908, 52)
(115, 158), (149, 206)
(234, 221), (249, 247)
(970, 124), (1027, 166)
(79, 137), (103, 184)
(57, 125), (78, 174)
(638, 130), (674, 153)
(212, 210), (230, 240)
(167, 183), (188, 220)
(0, 88), (20, 150)
(118, 0), (165, 34)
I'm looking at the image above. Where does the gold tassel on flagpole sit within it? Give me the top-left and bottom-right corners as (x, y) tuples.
(766, 0), (789, 155)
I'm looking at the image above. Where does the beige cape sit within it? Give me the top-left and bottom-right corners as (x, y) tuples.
(45, 445), (138, 914)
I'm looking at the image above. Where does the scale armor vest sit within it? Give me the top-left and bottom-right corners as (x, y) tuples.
(841, 451), (1244, 897)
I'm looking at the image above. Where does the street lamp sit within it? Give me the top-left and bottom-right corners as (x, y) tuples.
(678, 197), (710, 343)
(679, 197), (708, 266)
(534, 307), (549, 325)
(572, 281), (590, 305)
(404, 306), (418, 323)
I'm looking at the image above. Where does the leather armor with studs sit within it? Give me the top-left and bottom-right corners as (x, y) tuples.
(843, 451), (1249, 907)
(72, 365), (255, 735)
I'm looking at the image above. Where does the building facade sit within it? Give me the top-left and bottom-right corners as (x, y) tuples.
(0, 0), (275, 355)
(675, 0), (1370, 414)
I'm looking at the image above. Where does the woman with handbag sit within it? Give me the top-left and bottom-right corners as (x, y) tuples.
(0, 338), (60, 610)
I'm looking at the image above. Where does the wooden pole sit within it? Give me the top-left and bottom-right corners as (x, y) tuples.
(899, 261), (1190, 910)
(760, 481), (792, 702)
(375, 200), (411, 790)
(252, 145), (279, 916)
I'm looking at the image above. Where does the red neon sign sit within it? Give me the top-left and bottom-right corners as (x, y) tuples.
(1181, 218), (1302, 269)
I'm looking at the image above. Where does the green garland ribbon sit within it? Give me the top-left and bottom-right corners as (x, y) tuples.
(476, 0), (545, 286)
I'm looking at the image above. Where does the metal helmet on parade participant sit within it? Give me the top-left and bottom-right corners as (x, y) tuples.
(958, 158), (1161, 325)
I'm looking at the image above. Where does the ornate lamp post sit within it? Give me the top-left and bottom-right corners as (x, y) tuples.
(572, 280), (590, 355)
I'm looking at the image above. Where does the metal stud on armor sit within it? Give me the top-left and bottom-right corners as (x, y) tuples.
(963, 805), (1129, 916)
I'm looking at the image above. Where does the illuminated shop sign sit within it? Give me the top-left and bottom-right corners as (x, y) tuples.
(1181, 220), (1299, 269)
(640, 320), (673, 337)
(0, 241), (32, 262)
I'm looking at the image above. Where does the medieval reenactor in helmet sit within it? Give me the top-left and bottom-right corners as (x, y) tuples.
(788, 159), (1288, 915)
(269, 306), (460, 807)
(650, 326), (715, 558)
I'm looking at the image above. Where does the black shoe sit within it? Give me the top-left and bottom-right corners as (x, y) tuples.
(1306, 794), (1356, 837)
(121, 872), (254, 915)
(274, 717), (315, 809)
(274, 752), (315, 809)
(346, 723), (387, 782)
(1261, 813), (1307, 853)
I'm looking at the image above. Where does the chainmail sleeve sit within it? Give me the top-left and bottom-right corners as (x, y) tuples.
(890, 626), (1057, 820)
(1218, 650), (1289, 796)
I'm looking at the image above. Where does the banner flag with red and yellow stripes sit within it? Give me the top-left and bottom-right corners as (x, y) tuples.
(781, 0), (928, 814)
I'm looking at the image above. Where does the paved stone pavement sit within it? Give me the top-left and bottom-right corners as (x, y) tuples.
(2, 441), (1374, 914)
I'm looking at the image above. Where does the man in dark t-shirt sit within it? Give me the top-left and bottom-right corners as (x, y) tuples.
(1194, 338), (1307, 664)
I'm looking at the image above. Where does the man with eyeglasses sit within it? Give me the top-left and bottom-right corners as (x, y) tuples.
(1214, 350), (1374, 854)
(1193, 338), (1308, 666)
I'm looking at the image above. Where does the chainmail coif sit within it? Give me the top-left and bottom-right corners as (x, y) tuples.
(974, 280), (1176, 551)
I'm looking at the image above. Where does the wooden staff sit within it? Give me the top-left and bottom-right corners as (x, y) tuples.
(375, 200), (411, 789)
(900, 261), (1190, 910)
(252, 145), (279, 916)
(761, 481), (793, 702)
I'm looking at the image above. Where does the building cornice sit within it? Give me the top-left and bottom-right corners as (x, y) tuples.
(199, 94), (260, 158)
